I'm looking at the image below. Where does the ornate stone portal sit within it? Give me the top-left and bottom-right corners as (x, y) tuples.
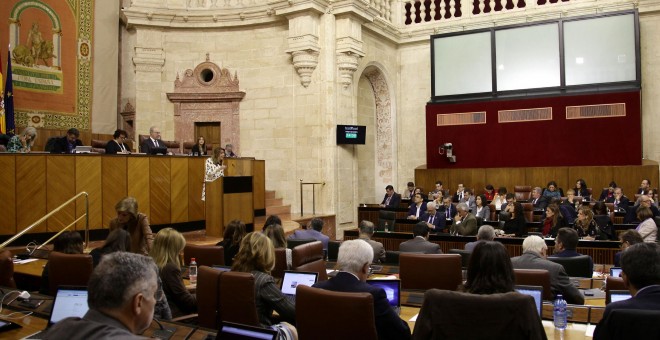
(166, 55), (246, 150)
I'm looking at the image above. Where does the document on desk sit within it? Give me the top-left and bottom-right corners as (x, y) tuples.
(13, 258), (39, 264)
(409, 313), (418, 322)
(586, 324), (596, 337)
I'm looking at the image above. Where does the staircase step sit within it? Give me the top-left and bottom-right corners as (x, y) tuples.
(266, 205), (291, 216)
(266, 198), (283, 207)
(265, 190), (276, 199)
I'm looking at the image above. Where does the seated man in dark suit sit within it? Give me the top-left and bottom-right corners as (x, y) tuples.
(530, 187), (549, 211)
(140, 125), (164, 154)
(452, 183), (465, 203)
(288, 217), (330, 251)
(42, 252), (160, 339)
(313, 240), (411, 340)
(420, 201), (445, 233)
(637, 179), (651, 196)
(464, 225), (495, 252)
(379, 185), (401, 208)
(357, 221), (386, 263)
(51, 128), (83, 154)
(598, 181), (617, 202)
(399, 222), (442, 254)
(450, 203), (478, 236)
(623, 195), (660, 224)
(438, 195), (457, 222)
(406, 193), (427, 220)
(606, 187), (630, 211)
(511, 236), (584, 305)
(614, 229), (644, 267)
(551, 227), (593, 273)
(594, 242), (660, 338)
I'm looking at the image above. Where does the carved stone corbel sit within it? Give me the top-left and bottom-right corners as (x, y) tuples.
(289, 48), (320, 88)
(337, 51), (362, 88)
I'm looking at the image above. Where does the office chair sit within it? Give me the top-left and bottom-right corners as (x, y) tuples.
(183, 244), (225, 267)
(291, 241), (328, 281)
(548, 255), (593, 278)
(399, 253), (462, 290)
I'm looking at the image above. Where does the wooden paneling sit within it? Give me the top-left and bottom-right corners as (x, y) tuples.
(150, 157), (171, 225)
(188, 157), (205, 221)
(0, 156), (16, 234)
(415, 165), (659, 199)
(102, 157), (128, 227)
(128, 157), (150, 219)
(171, 158), (189, 223)
(76, 156), (103, 230)
(226, 158), (253, 176)
(46, 156), (76, 231)
(224, 193), (253, 225)
(205, 179), (224, 237)
(16, 155), (47, 232)
(253, 160), (265, 210)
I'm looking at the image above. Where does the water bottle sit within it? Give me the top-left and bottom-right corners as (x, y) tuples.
(189, 258), (198, 284)
(553, 294), (567, 331)
(384, 222), (390, 233)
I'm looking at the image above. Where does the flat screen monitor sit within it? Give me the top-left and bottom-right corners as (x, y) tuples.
(336, 125), (366, 145)
(149, 146), (168, 155)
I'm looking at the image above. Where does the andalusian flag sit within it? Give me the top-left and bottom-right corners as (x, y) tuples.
(3, 50), (15, 136)
(0, 51), (4, 134)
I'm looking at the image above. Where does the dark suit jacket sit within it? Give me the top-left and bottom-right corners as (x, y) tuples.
(312, 272), (411, 340)
(599, 189), (614, 202)
(594, 285), (660, 339)
(51, 136), (83, 154)
(399, 237), (442, 254)
(420, 212), (445, 231)
(624, 204), (660, 224)
(380, 193), (401, 208)
(140, 138), (163, 154)
(511, 252), (584, 305)
(530, 196), (549, 210)
(407, 202), (427, 219)
(104, 140), (130, 154)
(450, 213), (478, 236)
(438, 203), (457, 221)
(605, 196), (630, 210)
(452, 191), (465, 203)
(552, 250), (594, 273)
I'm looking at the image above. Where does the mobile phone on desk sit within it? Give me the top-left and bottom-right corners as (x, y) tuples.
(18, 299), (44, 309)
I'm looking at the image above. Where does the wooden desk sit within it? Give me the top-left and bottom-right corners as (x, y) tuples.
(12, 259), (48, 292)
(0, 314), (48, 339)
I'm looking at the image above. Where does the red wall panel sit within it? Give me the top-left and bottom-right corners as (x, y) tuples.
(426, 91), (641, 168)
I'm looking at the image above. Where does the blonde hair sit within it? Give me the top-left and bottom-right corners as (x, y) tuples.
(150, 228), (185, 270)
(211, 147), (225, 165)
(115, 197), (138, 220)
(264, 224), (286, 248)
(231, 232), (275, 274)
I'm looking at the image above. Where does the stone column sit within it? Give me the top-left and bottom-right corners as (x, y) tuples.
(132, 29), (167, 139)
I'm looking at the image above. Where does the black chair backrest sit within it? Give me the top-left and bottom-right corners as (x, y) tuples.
(547, 255), (592, 278)
(595, 309), (660, 340)
(45, 136), (62, 152)
(287, 238), (316, 250)
(384, 250), (400, 265)
(448, 249), (471, 268)
(377, 210), (396, 231)
(327, 240), (341, 261)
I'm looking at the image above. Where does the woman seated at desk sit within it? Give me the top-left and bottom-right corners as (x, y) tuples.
(501, 202), (526, 237)
(90, 229), (131, 267)
(40, 231), (84, 295)
(462, 241), (515, 294)
(191, 136), (208, 156)
(474, 194), (491, 222)
(7, 127), (37, 153)
(592, 201), (614, 240)
(231, 232), (297, 338)
(216, 219), (246, 266)
(151, 228), (197, 318)
(542, 204), (567, 238)
(264, 223), (292, 269)
(574, 206), (604, 240)
(543, 181), (562, 199)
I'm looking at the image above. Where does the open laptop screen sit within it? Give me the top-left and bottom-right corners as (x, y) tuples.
(366, 279), (401, 308)
(515, 285), (543, 316)
(49, 287), (89, 326)
(610, 267), (623, 277)
(609, 290), (632, 304)
(281, 271), (318, 297)
(218, 322), (277, 340)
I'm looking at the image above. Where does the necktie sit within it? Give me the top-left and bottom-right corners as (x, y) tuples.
(385, 196), (391, 205)
(429, 215), (434, 224)
(155, 139), (159, 147)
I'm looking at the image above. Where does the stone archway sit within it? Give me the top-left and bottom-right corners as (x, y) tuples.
(357, 65), (395, 203)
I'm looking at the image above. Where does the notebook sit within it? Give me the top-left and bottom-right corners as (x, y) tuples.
(25, 286), (89, 339)
(608, 290), (632, 304)
(610, 267), (623, 277)
(280, 271), (318, 300)
(515, 285), (543, 316)
(367, 279), (401, 314)
(218, 321), (278, 340)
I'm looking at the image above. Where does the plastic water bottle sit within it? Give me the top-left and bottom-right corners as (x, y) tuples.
(189, 258), (198, 284)
(553, 294), (567, 331)
(384, 222), (390, 233)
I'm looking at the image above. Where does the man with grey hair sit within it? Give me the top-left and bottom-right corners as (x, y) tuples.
(420, 201), (445, 232)
(530, 187), (548, 210)
(511, 235), (584, 305)
(225, 143), (238, 157)
(313, 240), (410, 340)
(464, 225), (495, 252)
(358, 220), (386, 263)
(289, 217), (329, 250)
(140, 125), (163, 154)
(450, 202), (478, 236)
(42, 252), (160, 339)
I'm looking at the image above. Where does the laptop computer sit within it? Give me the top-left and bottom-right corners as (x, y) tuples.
(608, 290), (632, 304)
(515, 285), (543, 316)
(610, 267), (623, 277)
(25, 286), (89, 339)
(280, 271), (318, 301)
(366, 279), (401, 315)
(73, 146), (92, 153)
(218, 321), (278, 340)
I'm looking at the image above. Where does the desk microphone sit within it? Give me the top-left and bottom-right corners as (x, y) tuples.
(151, 318), (175, 340)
